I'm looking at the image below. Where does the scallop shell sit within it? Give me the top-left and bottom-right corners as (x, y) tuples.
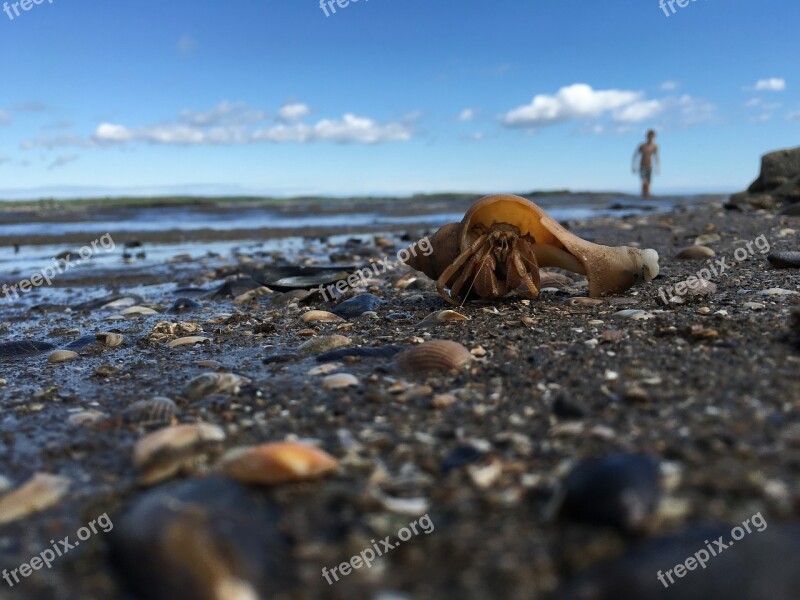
(301, 310), (345, 324)
(182, 372), (251, 400)
(121, 306), (159, 316)
(133, 423), (226, 486)
(48, 350), (79, 363)
(167, 336), (211, 348)
(0, 473), (71, 525)
(396, 340), (473, 374)
(96, 332), (124, 347)
(123, 397), (180, 426)
(322, 373), (359, 390)
(216, 442), (338, 485)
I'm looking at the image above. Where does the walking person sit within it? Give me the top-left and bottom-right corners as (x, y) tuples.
(632, 130), (660, 198)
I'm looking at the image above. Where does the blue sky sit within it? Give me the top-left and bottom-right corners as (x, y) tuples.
(0, 0), (798, 199)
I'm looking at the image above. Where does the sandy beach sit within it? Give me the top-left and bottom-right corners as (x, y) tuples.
(0, 193), (798, 599)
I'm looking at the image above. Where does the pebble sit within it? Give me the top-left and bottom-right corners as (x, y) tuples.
(332, 293), (382, 318)
(767, 251), (800, 269)
(48, 349), (79, 363)
(694, 233), (721, 245)
(555, 453), (661, 533)
(301, 310), (344, 324)
(757, 288), (798, 298)
(675, 245), (716, 259)
(743, 302), (766, 311)
(612, 309), (654, 320)
(322, 373), (359, 390)
(167, 297), (201, 313)
(0, 473), (71, 525)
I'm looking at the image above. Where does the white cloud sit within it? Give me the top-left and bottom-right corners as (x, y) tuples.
(612, 99), (664, 123)
(502, 84), (642, 128)
(179, 100), (266, 127)
(753, 78), (786, 91)
(660, 81), (680, 91)
(47, 154), (79, 170)
(177, 35), (197, 56)
(277, 102), (310, 121)
(457, 108), (476, 122)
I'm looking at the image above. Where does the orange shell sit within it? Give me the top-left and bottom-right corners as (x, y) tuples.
(216, 442), (339, 485)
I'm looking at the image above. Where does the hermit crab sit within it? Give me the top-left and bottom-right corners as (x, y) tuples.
(403, 194), (659, 305)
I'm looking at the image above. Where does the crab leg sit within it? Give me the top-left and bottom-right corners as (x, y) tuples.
(436, 234), (490, 304)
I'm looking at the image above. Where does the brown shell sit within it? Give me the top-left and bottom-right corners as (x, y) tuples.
(216, 442), (339, 485)
(396, 340), (473, 374)
(404, 194), (660, 298)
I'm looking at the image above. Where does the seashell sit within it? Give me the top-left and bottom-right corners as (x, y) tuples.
(396, 340), (473, 375)
(250, 265), (356, 292)
(331, 293), (383, 318)
(167, 336), (211, 348)
(234, 286), (273, 305)
(693, 233), (721, 246)
(612, 309), (654, 320)
(307, 363), (340, 376)
(554, 453), (660, 533)
(96, 332), (124, 347)
(109, 476), (285, 600)
(301, 310), (345, 324)
(124, 397), (180, 426)
(299, 334), (352, 355)
(48, 349), (79, 363)
(68, 410), (108, 426)
(0, 340), (56, 359)
(380, 495), (430, 516)
(121, 306), (159, 316)
(566, 297), (605, 307)
(216, 442), (338, 485)
(133, 423), (226, 486)
(767, 251), (800, 269)
(102, 296), (140, 309)
(403, 194), (659, 304)
(675, 245), (715, 260)
(0, 473), (71, 525)
(322, 373), (359, 390)
(416, 310), (470, 326)
(182, 372), (251, 400)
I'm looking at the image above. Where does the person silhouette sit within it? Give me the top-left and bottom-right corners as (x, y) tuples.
(632, 130), (660, 198)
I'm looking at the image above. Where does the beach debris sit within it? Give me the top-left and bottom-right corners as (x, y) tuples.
(301, 310), (345, 324)
(109, 476), (286, 600)
(183, 372), (251, 400)
(133, 423), (226, 486)
(402, 194), (659, 304)
(396, 340), (473, 375)
(215, 442), (338, 485)
(416, 310), (470, 326)
(48, 349), (79, 363)
(167, 336), (211, 348)
(675, 245), (715, 259)
(167, 297), (201, 314)
(332, 293), (382, 318)
(553, 453), (661, 533)
(299, 334), (352, 355)
(123, 397), (180, 426)
(768, 251), (800, 269)
(322, 373), (359, 390)
(0, 340), (56, 359)
(146, 321), (204, 345)
(0, 473), (71, 525)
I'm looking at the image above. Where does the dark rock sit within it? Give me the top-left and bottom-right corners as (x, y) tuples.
(64, 335), (101, 352)
(109, 476), (290, 600)
(553, 396), (589, 419)
(557, 524), (800, 600)
(315, 344), (406, 363)
(768, 252), (800, 269)
(0, 340), (56, 359)
(167, 297), (201, 313)
(442, 445), (485, 473)
(556, 453), (661, 533)
(332, 293), (382, 318)
(748, 147), (800, 192)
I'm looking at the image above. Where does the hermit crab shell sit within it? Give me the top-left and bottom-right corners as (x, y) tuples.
(405, 194), (659, 298)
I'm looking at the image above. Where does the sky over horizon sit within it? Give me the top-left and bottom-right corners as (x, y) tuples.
(0, 0), (798, 199)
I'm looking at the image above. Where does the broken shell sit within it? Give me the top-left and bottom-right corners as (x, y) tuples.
(133, 423), (226, 486)
(182, 372), (251, 400)
(299, 334), (352, 355)
(167, 336), (211, 348)
(301, 310), (345, 324)
(48, 349), (79, 363)
(96, 332), (124, 347)
(0, 473), (71, 525)
(396, 340), (473, 374)
(234, 286), (273, 305)
(322, 373), (359, 390)
(216, 442), (338, 485)
(121, 306), (159, 316)
(124, 397), (180, 426)
(675, 245), (715, 260)
(417, 310), (470, 326)
(403, 194), (659, 303)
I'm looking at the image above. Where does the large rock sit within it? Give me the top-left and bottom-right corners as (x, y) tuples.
(727, 146), (800, 210)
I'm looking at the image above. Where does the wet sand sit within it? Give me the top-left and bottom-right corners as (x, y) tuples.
(0, 197), (799, 600)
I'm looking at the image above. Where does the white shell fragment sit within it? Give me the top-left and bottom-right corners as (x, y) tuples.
(167, 336), (211, 348)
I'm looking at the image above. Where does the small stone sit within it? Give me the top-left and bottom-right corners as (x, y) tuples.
(431, 393), (458, 408)
(48, 350), (79, 363)
(693, 233), (721, 245)
(322, 373), (359, 390)
(758, 288), (798, 298)
(768, 252), (800, 269)
(744, 302), (766, 311)
(612, 309), (654, 320)
(675, 245), (715, 259)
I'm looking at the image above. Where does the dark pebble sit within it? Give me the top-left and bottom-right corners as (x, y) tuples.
(315, 344), (406, 363)
(768, 252), (800, 269)
(553, 396), (589, 419)
(557, 453), (661, 533)
(442, 445), (485, 473)
(332, 293), (382, 318)
(64, 335), (101, 352)
(167, 297), (201, 313)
